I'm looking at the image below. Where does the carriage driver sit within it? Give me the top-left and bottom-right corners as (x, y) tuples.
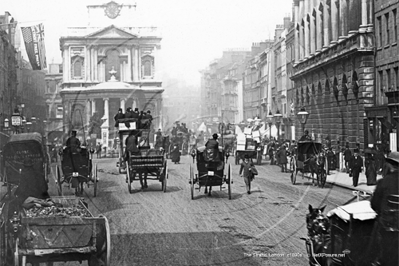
(66, 130), (81, 153)
(205, 133), (220, 162)
(124, 130), (148, 189)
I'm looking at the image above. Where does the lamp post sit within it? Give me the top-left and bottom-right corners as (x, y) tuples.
(266, 111), (273, 140)
(4, 118), (9, 130)
(297, 107), (309, 135)
(22, 119), (26, 133)
(274, 109), (282, 141)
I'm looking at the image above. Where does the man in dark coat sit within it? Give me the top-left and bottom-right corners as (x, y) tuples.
(277, 145), (288, 172)
(114, 108), (124, 127)
(349, 148), (363, 187)
(66, 130), (80, 152)
(299, 130), (312, 141)
(343, 144), (352, 173)
(205, 133), (220, 162)
(371, 151), (399, 266)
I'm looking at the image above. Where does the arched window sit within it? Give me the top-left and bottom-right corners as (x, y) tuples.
(72, 57), (84, 79)
(142, 55), (154, 78)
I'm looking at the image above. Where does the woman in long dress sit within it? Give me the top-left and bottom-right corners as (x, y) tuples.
(365, 152), (377, 185)
(170, 143), (181, 164)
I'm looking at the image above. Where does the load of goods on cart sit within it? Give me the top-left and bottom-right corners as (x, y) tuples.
(0, 132), (110, 265)
(235, 127), (263, 165)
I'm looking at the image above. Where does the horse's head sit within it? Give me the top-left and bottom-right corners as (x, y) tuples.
(306, 205), (329, 236)
(315, 153), (325, 166)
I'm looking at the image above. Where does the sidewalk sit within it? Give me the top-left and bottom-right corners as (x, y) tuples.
(324, 169), (382, 195)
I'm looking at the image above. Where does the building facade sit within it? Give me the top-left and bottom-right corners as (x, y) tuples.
(291, 0), (374, 150)
(366, 0), (399, 152)
(59, 2), (163, 148)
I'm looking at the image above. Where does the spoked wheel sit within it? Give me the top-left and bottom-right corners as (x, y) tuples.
(190, 165), (194, 200)
(227, 164), (232, 200)
(56, 166), (63, 196)
(88, 216), (111, 266)
(127, 163), (132, 194)
(162, 162), (168, 192)
(291, 162), (297, 185)
(93, 164), (98, 197)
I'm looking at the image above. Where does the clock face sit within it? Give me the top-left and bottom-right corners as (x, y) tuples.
(104, 1), (121, 19)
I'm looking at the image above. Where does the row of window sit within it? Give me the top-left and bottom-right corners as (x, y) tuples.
(378, 66), (399, 92)
(376, 8), (398, 47)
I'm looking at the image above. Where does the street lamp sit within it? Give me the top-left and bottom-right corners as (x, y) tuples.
(297, 107), (309, 134)
(274, 109), (282, 141)
(4, 118), (9, 129)
(266, 111), (273, 139)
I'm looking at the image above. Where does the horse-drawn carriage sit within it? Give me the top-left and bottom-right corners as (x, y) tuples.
(116, 118), (168, 193)
(189, 146), (232, 199)
(0, 133), (110, 265)
(56, 144), (98, 197)
(303, 201), (381, 266)
(290, 141), (327, 187)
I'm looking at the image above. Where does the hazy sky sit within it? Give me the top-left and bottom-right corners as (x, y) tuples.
(1, 0), (293, 86)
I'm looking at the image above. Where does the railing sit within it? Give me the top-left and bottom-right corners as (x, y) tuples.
(64, 26), (160, 37)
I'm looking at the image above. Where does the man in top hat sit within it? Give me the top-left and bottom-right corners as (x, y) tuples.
(371, 151), (399, 266)
(349, 148), (363, 187)
(114, 108), (124, 127)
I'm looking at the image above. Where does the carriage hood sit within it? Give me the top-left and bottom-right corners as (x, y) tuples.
(197, 146), (224, 153)
(327, 201), (377, 221)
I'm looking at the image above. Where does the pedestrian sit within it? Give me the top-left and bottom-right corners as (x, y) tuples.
(96, 143), (102, 158)
(343, 144), (352, 173)
(349, 148), (363, 187)
(268, 144), (275, 165)
(370, 151), (399, 266)
(365, 150), (377, 186)
(170, 143), (181, 164)
(277, 145), (288, 172)
(239, 154), (255, 194)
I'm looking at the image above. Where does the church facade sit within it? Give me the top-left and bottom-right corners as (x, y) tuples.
(59, 2), (163, 148)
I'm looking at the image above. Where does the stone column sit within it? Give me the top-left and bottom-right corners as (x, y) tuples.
(323, 1), (331, 49)
(86, 99), (91, 128)
(310, 13), (316, 55)
(127, 48), (132, 82)
(294, 1), (300, 62)
(138, 47), (142, 80)
(132, 47), (136, 82)
(153, 46), (158, 80)
(65, 47), (70, 81)
(120, 98), (126, 111)
(62, 49), (67, 81)
(91, 47), (95, 81)
(86, 47), (91, 82)
(331, 0), (339, 44)
(104, 98), (109, 120)
(339, 0), (348, 40)
(299, 0), (304, 60)
(91, 99), (96, 115)
(94, 48), (98, 81)
(132, 98), (137, 110)
(316, 5), (323, 52)
(304, 16), (310, 58)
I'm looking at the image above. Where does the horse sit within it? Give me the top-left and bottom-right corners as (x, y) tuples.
(303, 204), (333, 266)
(308, 152), (327, 188)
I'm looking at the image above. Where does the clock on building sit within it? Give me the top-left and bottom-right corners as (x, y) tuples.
(104, 1), (122, 19)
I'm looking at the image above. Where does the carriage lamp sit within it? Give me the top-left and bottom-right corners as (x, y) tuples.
(297, 107), (309, 134)
(274, 110), (282, 141)
(266, 111), (273, 139)
(4, 118), (9, 129)
(26, 121), (32, 132)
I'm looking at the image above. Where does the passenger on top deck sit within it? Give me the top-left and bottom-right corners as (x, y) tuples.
(299, 130), (312, 142)
(114, 108), (124, 127)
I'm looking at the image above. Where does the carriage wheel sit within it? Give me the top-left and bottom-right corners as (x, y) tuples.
(291, 163), (297, 185)
(93, 164), (98, 197)
(56, 166), (63, 196)
(190, 165), (194, 200)
(162, 162), (168, 192)
(228, 164), (232, 200)
(127, 163), (132, 194)
(88, 216), (111, 266)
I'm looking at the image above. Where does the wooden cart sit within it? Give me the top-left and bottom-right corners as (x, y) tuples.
(1, 196), (110, 266)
